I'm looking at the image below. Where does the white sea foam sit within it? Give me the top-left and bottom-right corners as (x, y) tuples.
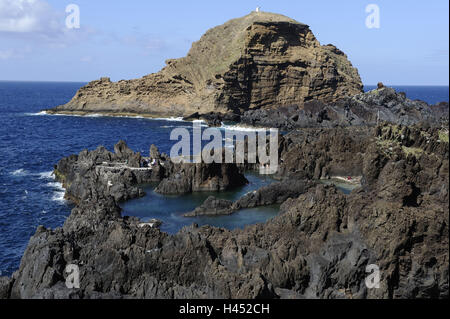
(25, 111), (48, 116)
(46, 181), (66, 203)
(46, 181), (63, 189)
(11, 169), (28, 176)
(153, 116), (187, 122)
(25, 111), (79, 117)
(38, 173), (66, 203)
(220, 123), (264, 132)
(160, 125), (194, 129)
(51, 190), (66, 203)
(25, 111), (189, 123)
(38, 171), (54, 179)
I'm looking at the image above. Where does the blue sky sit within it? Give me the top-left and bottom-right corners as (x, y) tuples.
(0, 0), (448, 85)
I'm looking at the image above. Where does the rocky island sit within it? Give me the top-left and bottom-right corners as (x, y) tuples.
(44, 12), (447, 130)
(1, 11), (448, 299)
(45, 12), (363, 119)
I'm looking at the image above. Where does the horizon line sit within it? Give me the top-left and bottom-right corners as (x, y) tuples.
(0, 80), (449, 87)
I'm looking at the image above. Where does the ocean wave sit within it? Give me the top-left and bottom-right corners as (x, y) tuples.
(24, 111), (47, 116)
(46, 180), (66, 203)
(38, 171), (54, 179)
(85, 113), (145, 119)
(41, 176), (66, 203)
(153, 117), (187, 122)
(51, 191), (66, 203)
(46, 181), (64, 189)
(25, 111), (188, 122)
(25, 111), (79, 117)
(220, 123), (266, 132)
(160, 125), (194, 129)
(11, 169), (29, 176)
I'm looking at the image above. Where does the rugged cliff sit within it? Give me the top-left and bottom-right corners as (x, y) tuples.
(1, 124), (448, 299)
(47, 12), (363, 117)
(240, 86), (449, 130)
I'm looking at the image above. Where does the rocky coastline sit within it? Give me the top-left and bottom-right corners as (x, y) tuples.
(1, 11), (448, 300)
(0, 121), (448, 299)
(44, 84), (449, 132)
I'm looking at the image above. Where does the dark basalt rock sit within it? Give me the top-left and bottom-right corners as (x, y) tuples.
(240, 87), (449, 130)
(183, 112), (242, 127)
(149, 144), (160, 159)
(53, 140), (248, 202)
(4, 124), (449, 299)
(232, 179), (315, 210)
(184, 179), (315, 217)
(155, 162), (248, 195)
(0, 277), (12, 299)
(184, 196), (234, 217)
(277, 126), (370, 180)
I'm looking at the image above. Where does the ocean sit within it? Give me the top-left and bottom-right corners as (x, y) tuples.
(364, 85), (449, 104)
(0, 81), (448, 277)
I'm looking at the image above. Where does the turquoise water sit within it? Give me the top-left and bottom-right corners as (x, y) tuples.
(121, 172), (279, 234)
(319, 179), (360, 195)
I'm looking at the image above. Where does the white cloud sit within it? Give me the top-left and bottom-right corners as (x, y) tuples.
(80, 56), (93, 63)
(0, 0), (168, 65)
(0, 48), (13, 59)
(119, 33), (167, 55)
(0, 0), (62, 34)
(0, 46), (31, 59)
(0, 0), (96, 60)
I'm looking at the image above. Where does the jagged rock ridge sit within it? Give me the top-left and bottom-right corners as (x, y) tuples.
(48, 12), (363, 117)
(1, 124), (448, 299)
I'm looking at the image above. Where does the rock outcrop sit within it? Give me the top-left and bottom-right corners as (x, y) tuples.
(240, 86), (449, 130)
(46, 12), (362, 117)
(4, 124), (447, 299)
(0, 277), (12, 299)
(54, 141), (248, 203)
(184, 196), (235, 217)
(184, 179), (315, 217)
(155, 161), (248, 195)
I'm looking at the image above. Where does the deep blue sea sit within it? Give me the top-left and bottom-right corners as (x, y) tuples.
(364, 85), (449, 104)
(0, 82), (448, 277)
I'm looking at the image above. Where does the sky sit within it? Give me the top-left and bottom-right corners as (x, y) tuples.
(0, 0), (448, 85)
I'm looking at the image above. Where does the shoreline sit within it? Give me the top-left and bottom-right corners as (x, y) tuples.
(38, 110), (279, 131)
(41, 110), (189, 122)
(1, 122), (448, 299)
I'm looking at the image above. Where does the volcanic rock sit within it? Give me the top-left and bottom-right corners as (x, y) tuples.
(184, 196), (234, 217)
(5, 124), (449, 299)
(240, 86), (449, 130)
(46, 12), (362, 117)
(155, 162), (248, 195)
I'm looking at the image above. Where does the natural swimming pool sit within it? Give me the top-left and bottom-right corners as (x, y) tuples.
(121, 172), (280, 234)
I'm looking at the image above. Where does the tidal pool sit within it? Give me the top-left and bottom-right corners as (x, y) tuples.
(121, 172), (280, 234)
(319, 178), (361, 195)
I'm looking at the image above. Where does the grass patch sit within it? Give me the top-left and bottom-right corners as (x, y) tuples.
(439, 130), (449, 143)
(402, 146), (423, 157)
(376, 138), (395, 149)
